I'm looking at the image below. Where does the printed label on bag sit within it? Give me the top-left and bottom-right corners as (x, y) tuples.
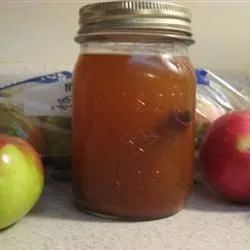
(1, 71), (72, 117)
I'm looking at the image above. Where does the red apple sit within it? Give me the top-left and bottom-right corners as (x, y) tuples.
(0, 134), (44, 230)
(200, 110), (250, 202)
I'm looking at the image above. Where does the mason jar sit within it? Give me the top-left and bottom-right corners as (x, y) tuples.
(72, 1), (196, 220)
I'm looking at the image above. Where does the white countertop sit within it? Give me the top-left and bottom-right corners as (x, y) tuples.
(1, 181), (249, 250)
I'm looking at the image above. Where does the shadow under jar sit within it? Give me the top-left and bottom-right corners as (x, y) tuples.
(72, 1), (196, 220)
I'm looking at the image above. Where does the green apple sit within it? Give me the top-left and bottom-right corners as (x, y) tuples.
(0, 134), (44, 230)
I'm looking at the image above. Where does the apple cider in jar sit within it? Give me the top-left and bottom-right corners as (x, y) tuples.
(72, 1), (196, 220)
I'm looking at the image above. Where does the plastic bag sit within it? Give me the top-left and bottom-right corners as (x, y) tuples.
(195, 69), (250, 148)
(0, 64), (72, 171)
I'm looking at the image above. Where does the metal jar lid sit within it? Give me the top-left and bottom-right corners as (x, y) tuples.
(75, 1), (194, 44)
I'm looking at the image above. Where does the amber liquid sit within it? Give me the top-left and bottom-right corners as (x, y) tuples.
(72, 54), (195, 220)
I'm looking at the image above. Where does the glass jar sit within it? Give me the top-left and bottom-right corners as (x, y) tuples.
(72, 1), (196, 220)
